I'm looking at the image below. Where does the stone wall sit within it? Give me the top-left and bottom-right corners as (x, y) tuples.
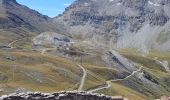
(0, 91), (125, 100)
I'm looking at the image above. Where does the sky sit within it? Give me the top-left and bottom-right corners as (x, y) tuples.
(16, 0), (76, 17)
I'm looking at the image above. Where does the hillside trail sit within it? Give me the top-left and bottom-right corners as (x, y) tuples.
(40, 47), (88, 91)
(88, 66), (143, 93)
(41, 48), (56, 55)
(37, 46), (143, 92)
(10, 39), (143, 93)
(154, 57), (170, 73)
(8, 37), (28, 48)
(77, 63), (87, 91)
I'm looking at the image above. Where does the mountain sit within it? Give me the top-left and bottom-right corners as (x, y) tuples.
(0, 0), (65, 46)
(54, 0), (170, 53)
(1, 0), (170, 100)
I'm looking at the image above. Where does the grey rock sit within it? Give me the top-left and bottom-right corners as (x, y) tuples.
(33, 32), (73, 48)
(0, 73), (7, 81)
(0, 92), (115, 100)
(54, 0), (170, 53)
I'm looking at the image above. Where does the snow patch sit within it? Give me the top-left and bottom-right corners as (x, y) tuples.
(148, 1), (160, 7)
(116, 2), (121, 6)
(84, 3), (88, 6)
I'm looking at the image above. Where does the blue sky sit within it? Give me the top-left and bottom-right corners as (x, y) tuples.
(16, 0), (75, 17)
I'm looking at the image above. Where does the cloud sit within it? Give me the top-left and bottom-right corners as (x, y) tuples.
(63, 3), (71, 6)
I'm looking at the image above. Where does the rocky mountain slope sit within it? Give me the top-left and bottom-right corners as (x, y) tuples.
(0, 0), (65, 46)
(54, 0), (170, 53)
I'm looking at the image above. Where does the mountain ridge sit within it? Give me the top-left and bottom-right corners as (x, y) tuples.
(0, 0), (58, 32)
(54, 0), (170, 53)
(0, 0), (67, 46)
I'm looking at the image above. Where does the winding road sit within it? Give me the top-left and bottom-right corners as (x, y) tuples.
(40, 47), (88, 91)
(36, 47), (144, 92)
(88, 81), (111, 93)
(77, 64), (87, 91)
(154, 57), (170, 73)
(41, 48), (56, 55)
(8, 37), (27, 48)
(9, 39), (142, 93)
(88, 66), (143, 93)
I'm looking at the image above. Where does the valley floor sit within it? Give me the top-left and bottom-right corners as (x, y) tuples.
(0, 38), (170, 100)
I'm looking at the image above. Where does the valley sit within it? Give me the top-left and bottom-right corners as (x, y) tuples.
(1, 37), (170, 100)
(0, 0), (170, 100)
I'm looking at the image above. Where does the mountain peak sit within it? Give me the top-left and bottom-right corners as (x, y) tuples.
(54, 0), (170, 52)
(0, 0), (16, 4)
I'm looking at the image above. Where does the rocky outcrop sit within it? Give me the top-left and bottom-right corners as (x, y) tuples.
(33, 32), (73, 48)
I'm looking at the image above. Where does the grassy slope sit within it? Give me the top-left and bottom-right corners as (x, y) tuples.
(0, 50), (81, 94)
(98, 82), (147, 100)
(0, 28), (37, 46)
(74, 47), (170, 100)
(0, 49), (120, 96)
(117, 50), (170, 98)
(1, 39), (170, 100)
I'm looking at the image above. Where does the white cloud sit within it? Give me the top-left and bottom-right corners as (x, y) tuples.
(63, 3), (71, 6)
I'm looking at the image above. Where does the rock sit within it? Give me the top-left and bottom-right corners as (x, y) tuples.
(33, 32), (73, 48)
(15, 88), (29, 94)
(5, 56), (15, 61)
(0, 73), (7, 81)
(54, 0), (170, 53)
(0, 89), (3, 92)
(0, 91), (116, 100)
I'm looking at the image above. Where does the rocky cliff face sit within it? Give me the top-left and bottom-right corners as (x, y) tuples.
(54, 0), (170, 53)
